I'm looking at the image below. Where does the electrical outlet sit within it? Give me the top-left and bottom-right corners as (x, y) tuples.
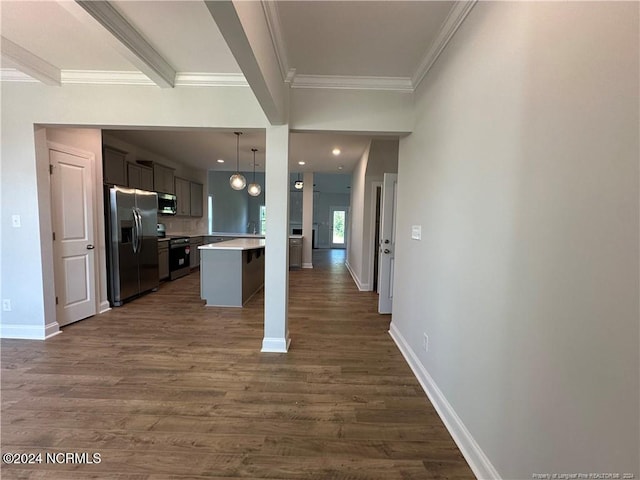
(2, 299), (11, 311)
(423, 333), (429, 352)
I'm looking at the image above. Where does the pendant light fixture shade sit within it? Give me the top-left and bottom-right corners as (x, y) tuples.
(230, 132), (246, 191)
(294, 172), (303, 190)
(248, 148), (261, 197)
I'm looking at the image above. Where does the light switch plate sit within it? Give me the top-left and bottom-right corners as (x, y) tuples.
(11, 215), (21, 228)
(411, 225), (421, 240)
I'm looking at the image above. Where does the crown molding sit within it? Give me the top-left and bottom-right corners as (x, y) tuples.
(411, 0), (477, 89)
(292, 74), (413, 92)
(1, 68), (248, 87)
(62, 70), (154, 85)
(175, 72), (249, 87)
(0, 68), (39, 83)
(0, 37), (61, 86)
(70, 1), (176, 88)
(261, 0), (290, 82)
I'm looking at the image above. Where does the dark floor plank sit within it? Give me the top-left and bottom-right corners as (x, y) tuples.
(1, 249), (473, 479)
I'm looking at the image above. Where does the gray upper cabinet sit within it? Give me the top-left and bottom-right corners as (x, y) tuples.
(175, 177), (191, 216)
(103, 147), (127, 186)
(152, 163), (175, 194)
(127, 163), (153, 191)
(190, 182), (203, 217)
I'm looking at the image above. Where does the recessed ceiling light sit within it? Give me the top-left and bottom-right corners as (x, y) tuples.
(332, 148), (341, 156)
(217, 159), (225, 163)
(338, 165), (344, 170)
(298, 161), (306, 165)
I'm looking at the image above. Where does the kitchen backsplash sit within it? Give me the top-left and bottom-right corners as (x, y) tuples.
(163, 217), (207, 235)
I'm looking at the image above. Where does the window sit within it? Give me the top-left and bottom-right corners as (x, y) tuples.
(259, 205), (266, 235)
(332, 209), (346, 245)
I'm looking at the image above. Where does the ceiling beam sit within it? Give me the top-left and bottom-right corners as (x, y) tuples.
(0, 37), (61, 86)
(205, 0), (287, 125)
(60, 1), (175, 88)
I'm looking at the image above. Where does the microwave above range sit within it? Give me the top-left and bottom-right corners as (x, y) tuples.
(157, 192), (177, 215)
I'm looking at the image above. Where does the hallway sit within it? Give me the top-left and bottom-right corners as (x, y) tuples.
(1, 249), (473, 479)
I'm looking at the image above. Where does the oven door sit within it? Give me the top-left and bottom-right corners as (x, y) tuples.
(169, 244), (190, 279)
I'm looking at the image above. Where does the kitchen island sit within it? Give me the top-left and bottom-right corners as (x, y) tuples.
(199, 238), (266, 307)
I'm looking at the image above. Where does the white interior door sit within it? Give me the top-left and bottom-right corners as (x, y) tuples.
(330, 207), (348, 249)
(378, 173), (397, 314)
(50, 146), (96, 326)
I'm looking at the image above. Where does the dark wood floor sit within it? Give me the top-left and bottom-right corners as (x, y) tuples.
(1, 249), (474, 479)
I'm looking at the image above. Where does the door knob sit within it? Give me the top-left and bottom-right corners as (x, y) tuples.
(384, 249), (390, 254)
(384, 239), (390, 244)
(86, 244), (95, 250)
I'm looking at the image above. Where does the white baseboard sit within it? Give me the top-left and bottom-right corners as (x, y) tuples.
(389, 322), (501, 480)
(261, 336), (291, 353)
(98, 301), (111, 314)
(345, 260), (371, 291)
(302, 263), (313, 269)
(1, 322), (59, 340)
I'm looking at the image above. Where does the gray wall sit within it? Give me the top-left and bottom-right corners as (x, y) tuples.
(209, 170), (350, 244)
(346, 139), (399, 289)
(392, 2), (639, 478)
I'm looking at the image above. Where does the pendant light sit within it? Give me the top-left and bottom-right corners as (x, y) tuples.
(229, 132), (246, 191)
(247, 148), (261, 197)
(294, 172), (303, 190)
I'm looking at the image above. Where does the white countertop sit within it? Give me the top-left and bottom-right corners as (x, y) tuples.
(199, 238), (266, 251)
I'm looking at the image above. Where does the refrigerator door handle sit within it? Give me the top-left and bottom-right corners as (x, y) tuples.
(132, 207), (139, 254)
(136, 208), (143, 253)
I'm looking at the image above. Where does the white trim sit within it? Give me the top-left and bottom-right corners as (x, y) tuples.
(2, 69), (248, 87)
(389, 322), (501, 480)
(345, 260), (370, 292)
(62, 70), (154, 85)
(261, 0), (290, 82)
(292, 74), (414, 92)
(0, 37), (61, 86)
(284, 68), (297, 84)
(69, 1), (175, 88)
(45, 321), (62, 339)
(0, 68), (38, 83)
(98, 301), (111, 314)
(261, 336), (291, 353)
(411, 0), (477, 89)
(175, 72), (248, 87)
(302, 263), (313, 269)
(0, 322), (60, 340)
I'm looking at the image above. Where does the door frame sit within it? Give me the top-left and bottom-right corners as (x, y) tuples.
(48, 140), (105, 328)
(368, 181), (383, 291)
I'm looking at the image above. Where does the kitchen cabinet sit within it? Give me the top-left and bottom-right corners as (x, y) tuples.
(152, 163), (175, 194)
(158, 240), (169, 281)
(289, 237), (302, 268)
(190, 181), (203, 217)
(103, 147), (127, 186)
(127, 162), (153, 191)
(175, 177), (191, 216)
(190, 236), (203, 269)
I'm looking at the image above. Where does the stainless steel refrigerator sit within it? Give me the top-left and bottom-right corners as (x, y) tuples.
(106, 186), (159, 306)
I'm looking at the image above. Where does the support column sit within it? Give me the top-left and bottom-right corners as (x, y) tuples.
(262, 125), (290, 353)
(302, 171), (314, 268)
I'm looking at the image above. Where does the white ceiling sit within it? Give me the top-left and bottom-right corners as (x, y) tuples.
(106, 128), (371, 174)
(1, 1), (458, 177)
(278, 1), (455, 77)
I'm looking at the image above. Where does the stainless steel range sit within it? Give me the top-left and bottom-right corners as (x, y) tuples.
(169, 236), (190, 280)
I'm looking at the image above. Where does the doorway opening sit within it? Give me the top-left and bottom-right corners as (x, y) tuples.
(330, 207), (348, 249)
